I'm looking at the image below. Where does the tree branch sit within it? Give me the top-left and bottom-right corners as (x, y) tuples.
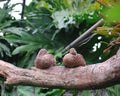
(0, 53), (120, 90)
(21, 0), (26, 20)
(63, 19), (104, 52)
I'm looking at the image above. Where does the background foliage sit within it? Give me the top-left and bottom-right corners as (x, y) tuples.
(0, 0), (120, 96)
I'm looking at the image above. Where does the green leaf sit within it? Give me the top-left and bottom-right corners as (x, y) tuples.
(52, 9), (75, 29)
(107, 87), (117, 96)
(17, 86), (34, 96)
(82, 91), (91, 96)
(45, 89), (65, 96)
(4, 27), (39, 44)
(3, 27), (27, 36)
(4, 35), (21, 43)
(104, 3), (120, 23)
(0, 21), (13, 29)
(12, 44), (41, 55)
(0, 42), (11, 57)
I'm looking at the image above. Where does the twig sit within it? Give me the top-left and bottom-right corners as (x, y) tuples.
(63, 19), (104, 52)
(21, 0), (26, 20)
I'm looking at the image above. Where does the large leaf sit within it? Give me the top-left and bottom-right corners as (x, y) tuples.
(3, 27), (57, 55)
(52, 9), (75, 29)
(12, 44), (41, 55)
(0, 42), (11, 57)
(104, 3), (120, 23)
(3, 27), (39, 43)
(17, 86), (35, 96)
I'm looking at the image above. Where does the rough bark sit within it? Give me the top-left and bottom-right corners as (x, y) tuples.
(0, 53), (120, 90)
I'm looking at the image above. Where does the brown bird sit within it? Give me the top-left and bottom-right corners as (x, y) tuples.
(63, 48), (86, 68)
(34, 49), (56, 69)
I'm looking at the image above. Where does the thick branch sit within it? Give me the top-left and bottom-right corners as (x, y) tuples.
(0, 54), (120, 90)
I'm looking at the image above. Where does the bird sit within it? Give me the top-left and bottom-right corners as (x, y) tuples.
(63, 48), (86, 68)
(34, 49), (56, 69)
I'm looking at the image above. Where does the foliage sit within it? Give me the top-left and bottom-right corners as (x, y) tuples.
(0, 0), (120, 96)
(93, 1), (120, 57)
(3, 27), (52, 54)
(94, 26), (120, 37)
(107, 85), (120, 96)
(104, 3), (120, 24)
(94, 1), (120, 37)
